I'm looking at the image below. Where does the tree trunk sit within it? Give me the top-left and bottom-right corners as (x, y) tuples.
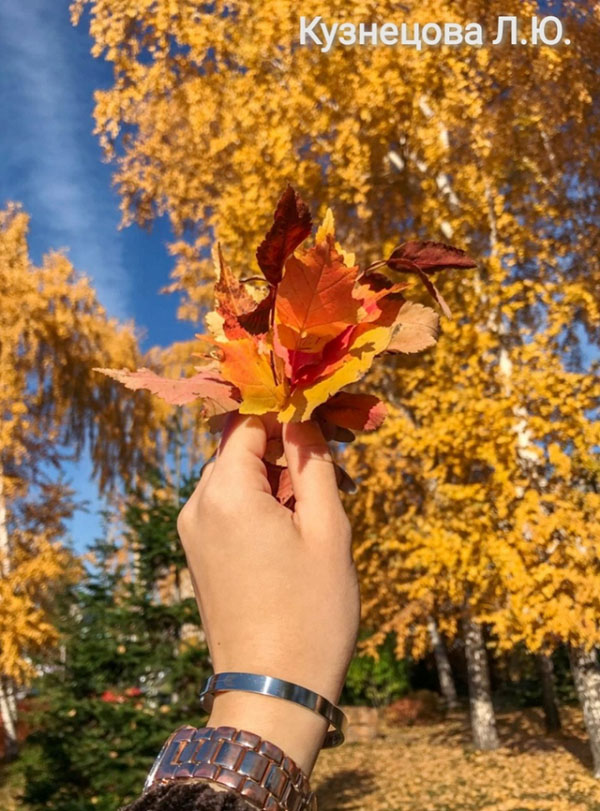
(463, 615), (499, 750)
(428, 616), (458, 709)
(0, 468), (19, 759)
(0, 677), (18, 760)
(536, 653), (561, 732)
(569, 645), (600, 778)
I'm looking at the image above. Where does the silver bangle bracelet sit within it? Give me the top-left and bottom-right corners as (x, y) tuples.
(198, 672), (348, 748)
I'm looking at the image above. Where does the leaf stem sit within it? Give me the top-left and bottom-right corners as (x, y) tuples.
(269, 283), (279, 386)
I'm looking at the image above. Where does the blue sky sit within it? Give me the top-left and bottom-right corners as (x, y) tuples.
(0, 0), (191, 549)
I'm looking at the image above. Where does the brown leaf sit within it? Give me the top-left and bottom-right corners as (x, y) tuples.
(276, 467), (295, 507)
(265, 462), (295, 509)
(387, 241), (477, 275)
(214, 244), (255, 316)
(94, 366), (240, 412)
(214, 244), (271, 336)
(256, 184), (312, 286)
(335, 463), (358, 494)
(386, 301), (440, 354)
(317, 417), (356, 444)
(237, 289), (274, 335)
(384, 241), (476, 319)
(318, 391), (387, 432)
(416, 270), (453, 318)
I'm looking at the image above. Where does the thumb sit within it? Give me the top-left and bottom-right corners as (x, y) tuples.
(282, 419), (339, 508)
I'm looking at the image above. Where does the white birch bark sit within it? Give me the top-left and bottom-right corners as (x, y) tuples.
(0, 468), (18, 758)
(463, 615), (499, 750)
(0, 678), (18, 759)
(388, 96), (458, 241)
(570, 646), (600, 778)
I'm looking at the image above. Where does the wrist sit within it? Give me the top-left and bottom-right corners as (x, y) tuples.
(207, 690), (328, 777)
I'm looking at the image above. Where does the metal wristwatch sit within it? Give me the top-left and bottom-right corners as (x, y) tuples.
(144, 725), (317, 811)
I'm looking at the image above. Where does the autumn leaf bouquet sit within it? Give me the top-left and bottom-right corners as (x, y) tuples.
(97, 186), (475, 505)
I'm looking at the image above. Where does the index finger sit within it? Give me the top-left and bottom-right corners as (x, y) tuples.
(212, 412), (270, 493)
(282, 419), (339, 508)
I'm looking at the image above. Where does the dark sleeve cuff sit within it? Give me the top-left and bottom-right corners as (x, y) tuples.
(119, 779), (258, 811)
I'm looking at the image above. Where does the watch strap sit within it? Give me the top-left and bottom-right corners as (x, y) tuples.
(144, 725), (317, 811)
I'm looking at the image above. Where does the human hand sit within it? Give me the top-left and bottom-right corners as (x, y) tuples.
(176, 413), (361, 776)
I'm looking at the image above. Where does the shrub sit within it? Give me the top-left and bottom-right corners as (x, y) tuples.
(340, 631), (410, 707)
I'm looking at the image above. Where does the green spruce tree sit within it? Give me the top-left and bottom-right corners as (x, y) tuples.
(20, 467), (211, 811)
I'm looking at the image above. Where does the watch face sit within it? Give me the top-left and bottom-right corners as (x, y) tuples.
(143, 731), (176, 792)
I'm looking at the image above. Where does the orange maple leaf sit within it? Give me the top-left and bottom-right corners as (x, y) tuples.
(274, 235), (362, 355)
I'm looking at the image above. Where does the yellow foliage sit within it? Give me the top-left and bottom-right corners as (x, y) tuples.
(0, 537), (79, 684)
(71, 0), (600, 659)
(0, 204), (159, 687)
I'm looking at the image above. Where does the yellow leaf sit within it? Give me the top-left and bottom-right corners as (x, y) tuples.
(315, 208), (335, 243)
(220, 338), (287, 415)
